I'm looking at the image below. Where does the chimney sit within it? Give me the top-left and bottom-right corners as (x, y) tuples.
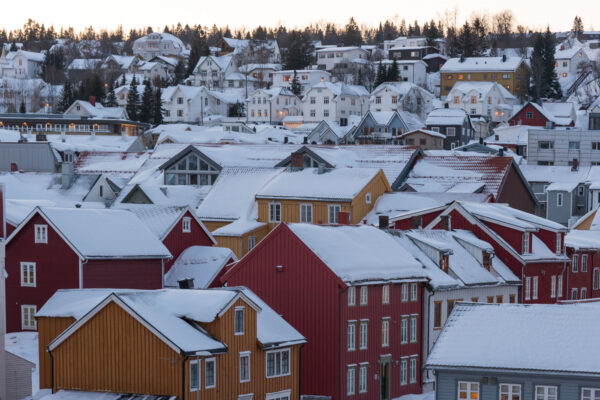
(318, 163), (326, 174)
(378, 215), (390, 230)
(89, 96), (96, 107)
(178, 278), (195, 289)
(303, 136), (308, 144)
(411, 215), (422, 229)
(36, 133), (47, 142)
(290, 151), (304, 171)
(440, 215), (451, 231)
(10, 163), (18, 172)
(479, 137), (483, 144)
(284, 136), (289, 144)
(572, 158), (579, 171)
(61, 131), (66, 142)
(338, 211), (350, 225)
(61, 157), (74, 189)
(498, 148), (504, 156)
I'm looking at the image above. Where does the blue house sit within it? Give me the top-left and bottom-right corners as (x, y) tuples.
(352, 110), (424, 144)
(425, 302), (600, 400)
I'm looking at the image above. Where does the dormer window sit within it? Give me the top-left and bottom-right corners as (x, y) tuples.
(482, 253), (492, 271)
(182, 217), (191, 233)
(522, 233), (530, 254)
(35, 224), (48, 244)
(440, 255), (449, 273)
(556, 233), (562, 254)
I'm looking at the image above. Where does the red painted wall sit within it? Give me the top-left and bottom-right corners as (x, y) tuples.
(83, 258), (163, 289)
(565, 249), (600, 299)
(6, 222), (16, 237)
(393, 210), (443, 230)
(222, 224), (344, 400)
(161, 211), (214, 272)
(522, 262), (566, 304)
(480, 221), (526, 254)
(0, 185), (4, 239)
(536, 229), (562, 255)
(5, 213), (80, 333)
(509, 104), (549, 127)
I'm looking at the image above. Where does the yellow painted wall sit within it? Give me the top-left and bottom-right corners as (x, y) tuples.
(440, 61), (529, 97)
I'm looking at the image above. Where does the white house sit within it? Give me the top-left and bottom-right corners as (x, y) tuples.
(383, 36), (428, 55)
(301, 81), (369, 124)
(0, 49), (45, 79)
(555, 40), (589, 93)
(238, 63), (282, 87)
(382, 59), (428, 86)
(246, 87), (301, 124)
(137, 61), (170, 83)
(272, 69), (331, 93)
(369, 81), (435, 120)
(114, 84), (144, 108)
(189, 54), (237, 89)
(315, 46), (369, 71)
(445, 81), (517, 122)
(218, 37), (281, 64)
(64, 100), (128, 120)
(162, 85), (206, 123)
(132, 32), (188, 60)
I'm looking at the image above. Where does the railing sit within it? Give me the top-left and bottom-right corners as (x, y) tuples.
(565, 70), (590, 98)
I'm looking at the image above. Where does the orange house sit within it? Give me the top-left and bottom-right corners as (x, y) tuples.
(37, 288), (305, 400)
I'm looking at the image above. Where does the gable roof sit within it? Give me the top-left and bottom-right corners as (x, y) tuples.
(447, 81), (516, 101)
(441, 56), (524, 72)
(164, 246), (237, 288)
(425, 302), (600, 376)
(425, 108), (471, 126)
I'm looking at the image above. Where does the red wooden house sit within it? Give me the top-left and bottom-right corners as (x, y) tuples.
(390, 201), (570, 304)
(564, 230), (600, 300)
(222, 223), (429, 400)
(508, 101), (575, 127)
(4, 206), (171, 333)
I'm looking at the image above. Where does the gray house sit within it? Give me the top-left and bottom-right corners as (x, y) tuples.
(425, 302), (600, 400)
(425, 108), (475, 150)
(527, 128), (600, 166)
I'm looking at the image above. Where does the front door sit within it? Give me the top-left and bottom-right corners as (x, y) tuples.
(380, 357), (391, 400)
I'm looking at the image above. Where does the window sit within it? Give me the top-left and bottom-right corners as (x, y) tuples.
(177, 110), (184, 117)
(496, 295), (503, 303)
(177, 97), (184, 105)
(509, 294), (516, 303)
(375, 96), (382, 104)
(410, 315), (417, 343)
(248, 236), (256, 252)
(551, 275), (556, 298)
(310, 97), (316, 104)
(525, 277), (531, 300)
(365, 192), (372, 204)
(592, 142), (600, 150)
(190, 360), (200, 391)
(446, 127), (456, 137)
(358, 364), (367, 393)
(556, 233), (562, 254)
(269, 202), (281, 223)
(594, 268), (600, 290)
(21, 305), (36, 330)
(487, 296), (494, 303)
(34, 224), (48, 243)
(410, 283), (418, 301)
(458, 382), (479, 400)
(558, 275), (563, 298)
(535, 385), (557, 400)
(392, 96), (398, 104)
(182, 217), (191, 233)
(569, 141), (581, 150)
(205, 358), (216, 388)
(400, 317), (408, 344)
(347, 366), (356, 395)
(360, 286), (368, 305)
(239, 352), (250, 382)
(433, 301), (442, 329)
(533, 276), (539, 300)
(310, 110), (316, 117)
(582, 254), (588, 272)
(582, 388), (600, 400)
(522, 233), (530, 254)
(359, 320), (368, 349)
(299, 204), (312, 223)
(323, 96), (329, 104)
(557, 193), (564, 207)
(381, 318), (390, 347)
(400, 358), (408, 385)
(348, 286), (356, 306)
(500, 384), (521, 400)
(538, 141), (554, 149)
(347, 321), (356, 351)
(266, 348), (290, 377)
(581, 287), (588, 299)
(572, 288), (578, 300)
(470, 96), (477, 104)
(382, 285), (390, 304)
(573, 254), (579, 273)
(20, 262), (36, 287)
(234, 307), (245, 335)
(526, 111), (534, 119)
(323, 110), (329, 117)
(409, 357), (417, 383)
(328, 204), (341, 224)
(401, 283), (409, 302)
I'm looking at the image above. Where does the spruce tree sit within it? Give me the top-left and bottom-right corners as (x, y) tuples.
(152, 86), (164, 125)
(174, 60), (186, 84)
(572, 16), (584, 41)
(344, 17), (362, 46)
(120, 74), (127, 87)
(105, 82), (118, 107)
(374, 61), (386, 88)
(19, 100), (26, 113)
(126, 75), (140, 121)
(58, 80), (74, 112)
(290, 70), (302, 96)
(543, 28), (562, 99)
(139, 79), (154, 123)
(387, 59), (399, 82)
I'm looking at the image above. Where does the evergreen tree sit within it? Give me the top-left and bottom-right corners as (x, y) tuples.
(88, 73), (106, 103)
(285, 31), (313, 70)
(458, 21), (476, 58)
(105, 82), (118, 107)
(138, 79), (154, 123)
(530, 33), (546, 102)
(57, 80), (75, 112)
(120, 74), (127, 87)
(9, 42), (17, 51)
(152, 86), (164, 125)
(290, 70), (302, 97)
(472, 17), (488, 56)
(344, 17), (362, 46)
(19, 99), (26, 113)
(572, 16), (584, 41)
(542, 28), (561, 99)
(374, 61), (386, 87)
(41, 48), (65, 85)
(387, 59), (399, 82)
(174, 60), (187, 84)
(530, 29), (562, 101)
(126, 75), (140, 121)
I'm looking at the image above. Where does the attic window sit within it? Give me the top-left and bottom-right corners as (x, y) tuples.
(365, 192), (372, 204)
(182, 217), (191, 233)
(522, 233), (530, 254)
(482, 253), (492, 271)
(440, 255), (449, 273)
(34, 224), (48, 244)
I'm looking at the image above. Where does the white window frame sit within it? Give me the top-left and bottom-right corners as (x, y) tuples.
(573, 254), (579, 273)
(410, 315), (417, 343)
(266, 348), (290, 378)
(365, 192), (372, 204)
(400, 316), (408, 344)
(581, 387), (600, 400)
(347, 321), (356, 351)
(21, 305), (37, 330)
(359, 320), (368, 350)
(248, 236), (256, 251)
(190, 359), (201, 391)
(558, 275), (563, 298)
(572, 288), (578, 300)
(446, 127), (456, 137)
(557, 192), (564, 207)
(265, 390), (291, 400)
(360, 286), (368, 305)
(535, 385), (557, 400)
(299, 203), (313, 223)
(382, 285), (390, 304)
(410, 283), (418, 301)
(401, 283), (409, 302)
(581, 287), (588, 299)
(358, 363), (368, 393)
(582, 254), (588, 272)
(400, 358), (408, 385)
(533, 276), (539, 300)
(551, 275), (556, 298)
(556, 233), (562, 254)
(234, 306), (245, 335)
(381, 318), (390, 347)
(594, 268), (600, 290)
(34, 224), (48, 243)
(239, 351), (251, 383)
(182, 216), (191, 233)
(20, 262), (36, 287)
(205, 358), (216, 389)
(500, 383), (521, 400)
(409, 357), (417, 384)
(522, 233), (530, 254)
(458, 382), (480, 400)
(347, 365), (356, 395)
(348, 286), (356, 306)
(269, 202), (281, 223)
(525, 277), (531, 300)
(328, 204), (341, 224)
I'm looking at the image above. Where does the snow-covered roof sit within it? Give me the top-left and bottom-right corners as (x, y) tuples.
(305, 81), (368, 98)
(565, 229), (600, 250)
(400, 129), (445, 139)
(460, 201), (567, 232)
(74, 151), (149, 175)
(48, 134), (144, 153)
(238, 63), (282, 73)
(194, 54), (233, 73)
(37, 390), (175, 400)
(447, 81), (516, 101)
(65, 100), (127, 120)
(256, 167), (382, 201)
(422, 52), (449, 60)
(118, 204), (187, 238)
(11, 50), (45, 63)
(441, 56), (524, 72)
(102, 55), (138, 69)
(426, 302), (600, 375)
(371, 81), (433, 99)
(316, 46), (366, 53)
(425, 108), (469, 126)
(519, 164), (589, 184)
(164, 246), (236, 288)
(9, 207), (171, 259)
(67, 58), (102, 70)
(134, 32), (185, 49)
(485, 124), (530, 146)
(287, 223), (429, 284)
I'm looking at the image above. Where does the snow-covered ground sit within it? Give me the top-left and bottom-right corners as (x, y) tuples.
(395, 392), (435, 400)
(5, 332), (39, 396)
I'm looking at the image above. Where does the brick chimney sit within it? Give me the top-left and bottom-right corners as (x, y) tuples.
(290, 151), (304, 171)
(572, 158), (579, 171)
(440, 215), (451, 231)
(338, 211), (350, 225)
(379, 215), (390, 230)
(89, 96), (96, 107)
(10, 163), (18, 172)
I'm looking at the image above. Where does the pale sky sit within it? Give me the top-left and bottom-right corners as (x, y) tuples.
(0, 0), (598, 33)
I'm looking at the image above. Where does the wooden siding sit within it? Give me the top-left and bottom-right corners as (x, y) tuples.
(349, 170), (392, 224)
(574, 210), (596, 230)
(6, 350), (35, 400)
(214, 224), (270, 259)
(202, 220), (231, 232)
(187, 297), (300, 400)
(51, 301), (183, 397)
(496, 164), (536, 214)
(163, 210), (215, 272)
(38, 316), (76, 389)
(440, 62), (529, 97)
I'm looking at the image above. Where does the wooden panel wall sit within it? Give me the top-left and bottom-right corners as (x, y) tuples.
(51, 302), (182, 397)
(214, 225), (271, 259)
(351, 170), (391, 224)
(201, 221), (231, 232)
(257, 199), (352, 227)
(37, 317), (76, 390)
